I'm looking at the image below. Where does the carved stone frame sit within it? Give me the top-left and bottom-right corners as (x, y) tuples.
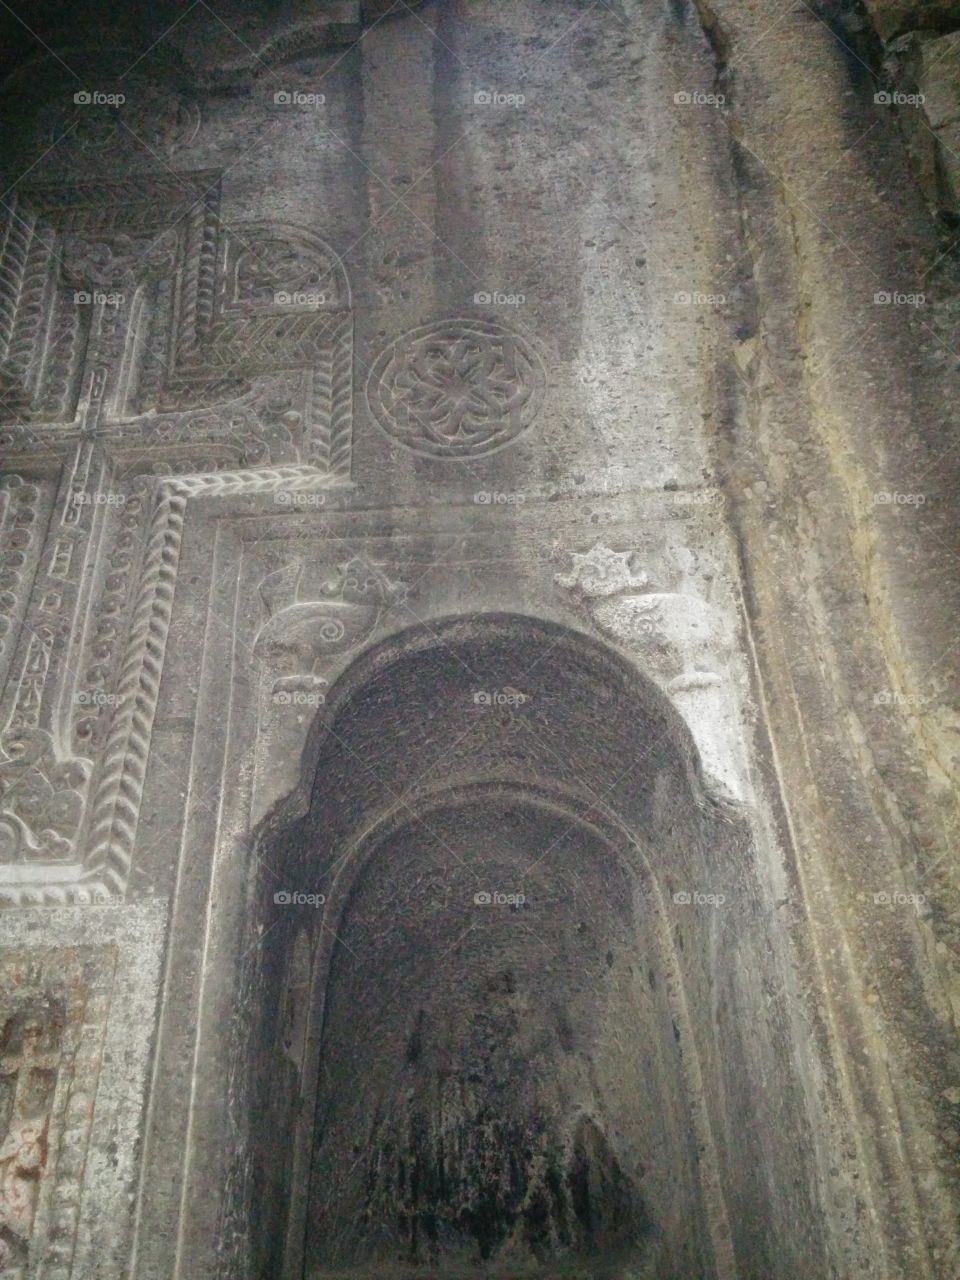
(125, 478), (904, 1280)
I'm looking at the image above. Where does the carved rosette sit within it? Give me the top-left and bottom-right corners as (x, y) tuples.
(367, 318), (546, 458)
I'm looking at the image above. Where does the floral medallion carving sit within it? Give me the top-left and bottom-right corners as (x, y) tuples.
(366, 318), (546, 459)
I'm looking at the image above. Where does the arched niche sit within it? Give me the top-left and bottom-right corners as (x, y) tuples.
(238, 615), (819, 1280)
(302, 784), (706, 1279)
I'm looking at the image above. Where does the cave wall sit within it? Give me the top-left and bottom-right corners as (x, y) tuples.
(0, 1), (956, 1278)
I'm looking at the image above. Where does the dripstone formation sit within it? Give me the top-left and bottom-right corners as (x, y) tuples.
(0, 2), (957, 1278)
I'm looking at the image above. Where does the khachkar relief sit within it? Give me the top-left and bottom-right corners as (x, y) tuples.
(0, 946), (115, 1280)
(0, 170), (355, 906)
(0, 176), (354, 474)
(366, 318), (546, 458)
(556, 544), (750, 800)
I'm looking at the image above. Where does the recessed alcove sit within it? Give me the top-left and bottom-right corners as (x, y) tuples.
(240, 615), (829, 1280)
(304, 788), (702, 1279)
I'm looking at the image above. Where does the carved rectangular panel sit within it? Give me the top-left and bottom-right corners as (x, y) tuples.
(0, 174), (354, 478)
(0, 165), (356, 908)
(0, 473), (56, 702)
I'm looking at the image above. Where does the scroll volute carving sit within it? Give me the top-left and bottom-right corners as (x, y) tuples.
(556, 544), (732, 691)
(253, 555), (405, 699)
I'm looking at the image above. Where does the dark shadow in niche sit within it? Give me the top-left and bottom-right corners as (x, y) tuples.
(303, 791), (669, 1279)
(237, 613), (829, 1280)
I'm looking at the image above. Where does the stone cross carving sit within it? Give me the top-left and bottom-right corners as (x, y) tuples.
(0, 171), (354, 905)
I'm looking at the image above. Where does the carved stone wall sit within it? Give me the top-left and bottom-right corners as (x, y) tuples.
(0, 1), (956, 1278)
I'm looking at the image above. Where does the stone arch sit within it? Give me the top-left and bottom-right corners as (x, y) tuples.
(239, 614), (817, 1280)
